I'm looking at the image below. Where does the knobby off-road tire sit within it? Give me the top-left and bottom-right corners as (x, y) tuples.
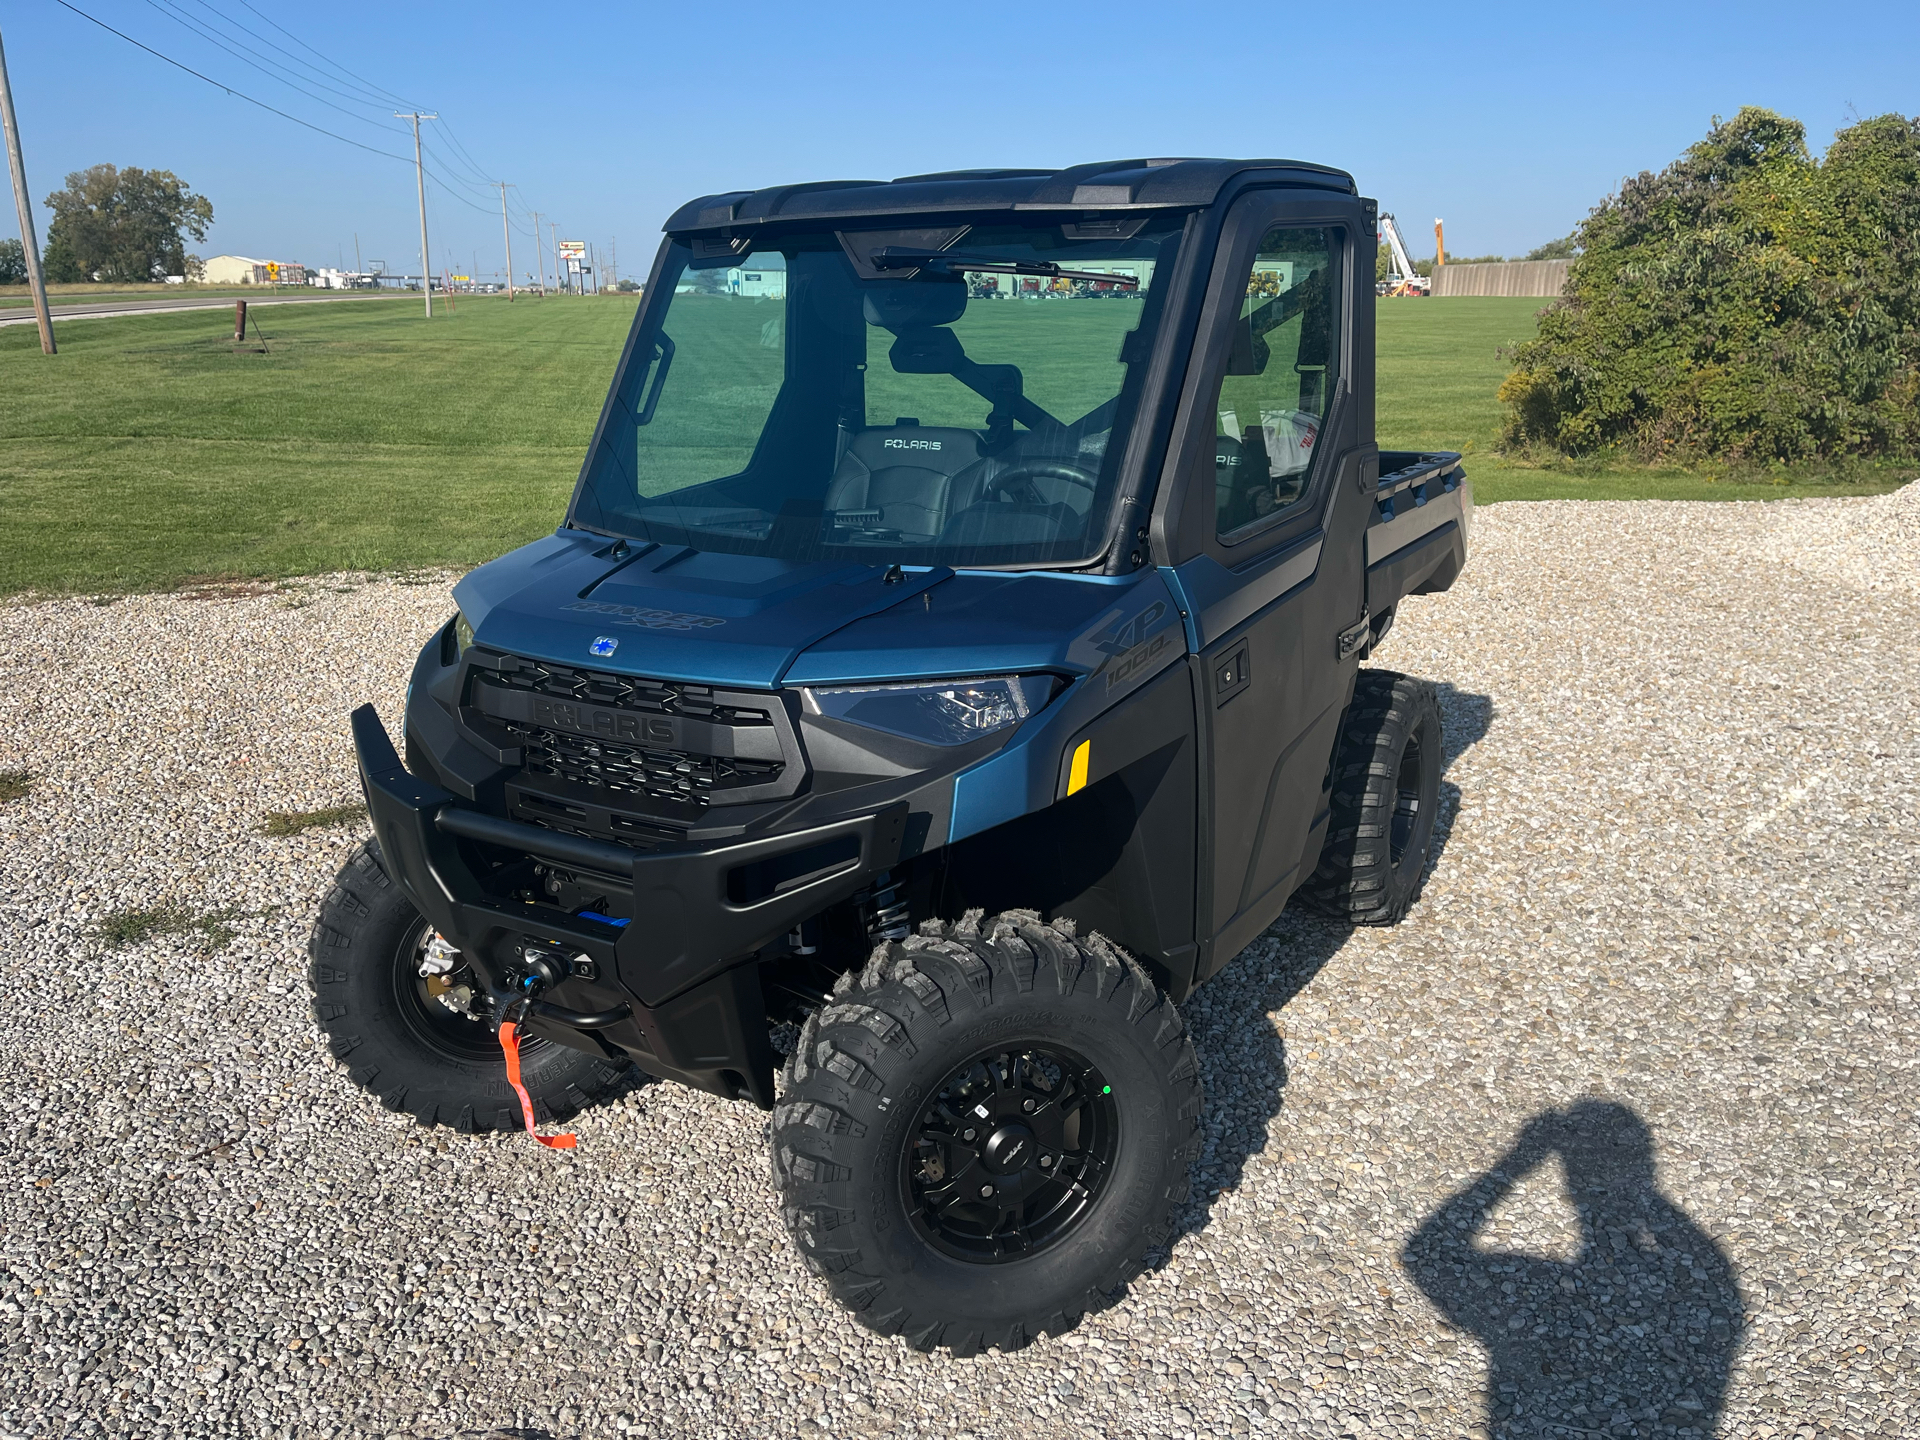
(1299, 668), (1443, 925)
(772, 910), (1202, 1356)
(308, 839), (629, 1132)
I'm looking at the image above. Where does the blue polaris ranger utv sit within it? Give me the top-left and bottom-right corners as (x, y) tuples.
(312, 156), (1470, 1354)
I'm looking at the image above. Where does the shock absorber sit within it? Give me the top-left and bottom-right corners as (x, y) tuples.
(862, 871), (910, 945)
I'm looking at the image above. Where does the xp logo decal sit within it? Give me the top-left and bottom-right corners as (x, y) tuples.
(589, 636), (619, 658)
(1087, 599), (1179, 693)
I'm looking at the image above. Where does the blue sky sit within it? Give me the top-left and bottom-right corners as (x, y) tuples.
(2, 0), (1915, 281)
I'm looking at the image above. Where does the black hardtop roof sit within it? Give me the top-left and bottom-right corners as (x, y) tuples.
(662, 157), (1357, 235)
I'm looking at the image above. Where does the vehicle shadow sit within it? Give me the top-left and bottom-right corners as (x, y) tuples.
(1401, 1102), (1744, 1440)
(1166, 680), (1494, 1244)
(1423, 680), (1494, 881)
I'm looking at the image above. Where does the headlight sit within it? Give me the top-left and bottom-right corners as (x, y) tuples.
(452, 611), (475, 657)
(803, 675), (1057, 746)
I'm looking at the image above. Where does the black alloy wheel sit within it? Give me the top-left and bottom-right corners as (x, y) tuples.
(387, 917), (533, 1066)
(906, 1045), (1118, 1263)
(1390, 725), (1428, 869)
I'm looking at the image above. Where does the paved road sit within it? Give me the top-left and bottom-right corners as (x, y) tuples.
(0, 291), (418, 327)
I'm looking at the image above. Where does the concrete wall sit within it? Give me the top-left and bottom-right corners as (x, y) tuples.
(1430, 259), (1571, 298)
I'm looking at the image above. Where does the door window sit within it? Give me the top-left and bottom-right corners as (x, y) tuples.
(1213, 226), (1341, 538)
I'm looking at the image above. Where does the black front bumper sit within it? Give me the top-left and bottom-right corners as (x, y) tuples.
(352, 704), (906, 1107)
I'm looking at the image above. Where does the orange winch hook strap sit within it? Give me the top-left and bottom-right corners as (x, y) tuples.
(498, 1019), (577, 1150)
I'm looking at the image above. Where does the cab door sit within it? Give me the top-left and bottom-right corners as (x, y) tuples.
(1153, 192), (1377, 979)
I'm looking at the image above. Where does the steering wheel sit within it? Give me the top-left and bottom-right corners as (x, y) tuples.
(980, 460), (1100, 504)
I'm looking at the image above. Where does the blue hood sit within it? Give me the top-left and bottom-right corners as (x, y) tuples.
(454, 531), (1164, 688)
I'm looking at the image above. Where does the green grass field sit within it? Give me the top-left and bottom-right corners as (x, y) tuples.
(0, 281), (348, 308)
(0, 293), (1906, 596)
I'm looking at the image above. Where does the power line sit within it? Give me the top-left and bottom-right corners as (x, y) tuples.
(225, 0), (419, 109)
(137, 0), (406, 133)
(419, 137), (500, 198)
(51, 0), (411, 162)
(417, 141), (537, 233)
(175, 0), (413, 111)
(55, 0), (574, 276)
(434, 117), (504, 188)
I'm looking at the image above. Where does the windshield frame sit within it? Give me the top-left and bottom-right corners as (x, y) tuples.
(564, 213), (1202, 573)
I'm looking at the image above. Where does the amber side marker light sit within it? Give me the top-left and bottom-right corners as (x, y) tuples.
(1067, 740), (1091, 796)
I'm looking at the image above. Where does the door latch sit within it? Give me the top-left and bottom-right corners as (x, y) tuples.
(1336, 611), (1372, 661)
(1213, 641), (1251, 706)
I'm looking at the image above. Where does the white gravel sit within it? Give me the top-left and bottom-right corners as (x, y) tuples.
(1756, 480), (1920, 600)
(0, 493), (1915, 1440)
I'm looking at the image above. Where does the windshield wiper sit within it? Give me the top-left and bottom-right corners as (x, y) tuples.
(869, 248), (1139, 288)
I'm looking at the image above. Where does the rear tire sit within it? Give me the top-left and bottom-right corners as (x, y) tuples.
(772, 910), (1202, 1355)
(1299, 669), (1443, 925)
(307, 839), (630, 1131)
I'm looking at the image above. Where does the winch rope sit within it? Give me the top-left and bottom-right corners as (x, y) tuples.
(498, 1016), (577, 1150)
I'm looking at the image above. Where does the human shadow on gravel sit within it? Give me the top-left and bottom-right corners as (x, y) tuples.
(1402, 1102), (1743, 1440)
(1167, 680), (1495, 1241)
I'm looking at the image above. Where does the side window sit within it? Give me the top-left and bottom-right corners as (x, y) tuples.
(1213, 226), (1342, 539)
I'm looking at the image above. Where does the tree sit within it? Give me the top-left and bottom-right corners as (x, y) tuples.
(1523, 234), (1578, 260)
(0, 237), (25, 286)
(1500, 107), (1920, 462)
(41, 164), (213, 283)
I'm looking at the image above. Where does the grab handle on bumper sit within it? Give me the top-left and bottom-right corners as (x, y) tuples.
(435, 806), (639, 877)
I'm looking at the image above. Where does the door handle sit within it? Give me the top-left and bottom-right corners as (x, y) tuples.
(1336, 610), (1372, 661)
(1213, 641), (1251, 705)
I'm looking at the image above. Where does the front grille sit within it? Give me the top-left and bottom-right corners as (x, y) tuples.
(471, 653), (792, 818)
(483, 657), (769, 728)
(505, 722), (783, 809)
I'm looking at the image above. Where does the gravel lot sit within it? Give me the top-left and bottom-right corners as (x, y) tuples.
(0, 493), (1915, 1440)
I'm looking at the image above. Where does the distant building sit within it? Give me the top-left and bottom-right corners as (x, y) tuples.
(200, 255), (260, 284)
(200, 254), (307, 286)
(308, 268), (376, 290)
(726, 265), (786, 298)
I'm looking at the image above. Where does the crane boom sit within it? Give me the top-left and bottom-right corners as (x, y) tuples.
(1382, 214), (1428, 295)
(1377, 213), (1430, 296)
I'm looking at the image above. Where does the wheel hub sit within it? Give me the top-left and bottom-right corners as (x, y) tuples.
(981, 1122), (1038, 1174)
(905, 1045), (1118, 1263)
(392, 923), (538, 1064)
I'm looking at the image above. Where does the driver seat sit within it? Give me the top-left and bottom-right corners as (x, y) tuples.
(823, 427), (983, 538)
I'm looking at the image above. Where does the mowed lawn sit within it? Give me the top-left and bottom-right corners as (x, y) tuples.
(0, 293), (1905, 595)
(0, 295), (637, 594)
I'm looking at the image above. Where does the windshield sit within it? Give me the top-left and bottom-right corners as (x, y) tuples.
(570, 218), (1186, 567)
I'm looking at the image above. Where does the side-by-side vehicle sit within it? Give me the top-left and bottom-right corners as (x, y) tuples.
(311, 156), (1470, 1354)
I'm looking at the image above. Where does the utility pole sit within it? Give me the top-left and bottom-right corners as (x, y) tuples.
(395, 110), (438, 317)
(0, 24), (55, 355)
(497, 182), (514, 301)
(550, 220), (559, 294)
(529, 210), (544, 294)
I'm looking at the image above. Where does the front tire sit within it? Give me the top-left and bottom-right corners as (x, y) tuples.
(307, 839), (630, 1131)
(772, 911), (1202, 1355)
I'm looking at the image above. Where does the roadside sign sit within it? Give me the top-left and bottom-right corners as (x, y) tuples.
(266, 262), (280, 280)
(557, 241), (586, 261)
